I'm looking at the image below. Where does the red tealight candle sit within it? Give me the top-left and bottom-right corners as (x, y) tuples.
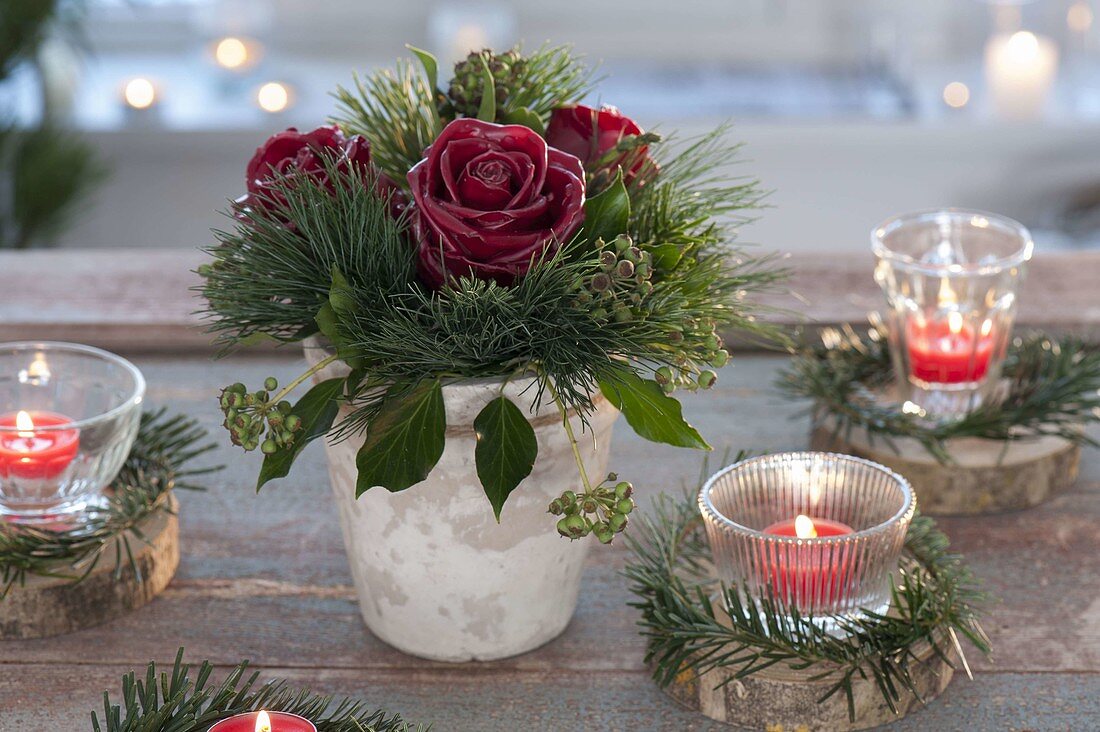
(762, 514), (855, 610)
(0, 410), (79, 480)
(208, 710), (317, 732)
(906, 313), (994, 384)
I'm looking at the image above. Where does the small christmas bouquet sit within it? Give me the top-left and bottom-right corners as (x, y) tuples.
(200, 46), (781, 544)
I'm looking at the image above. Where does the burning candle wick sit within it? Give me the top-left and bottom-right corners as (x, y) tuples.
(794, 514), (818, 539)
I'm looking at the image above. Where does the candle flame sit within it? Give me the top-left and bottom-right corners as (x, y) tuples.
(947, 311), (964, 335)
(15, 410), (34, 437)
(255, 711), (272, 732)
(794, 514), (818, 539)
(980, 318), (993, 337)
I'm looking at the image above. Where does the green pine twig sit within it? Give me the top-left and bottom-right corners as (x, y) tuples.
(778, 326), (1100, 462)
(91, 648), (426, 732)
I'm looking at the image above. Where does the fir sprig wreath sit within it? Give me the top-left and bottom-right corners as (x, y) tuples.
(624, 487), (991, 722)
(92, 648), (424, 731)
(199, 45), (786, 543)
(777, 325), (1100, 463)
(0, 409), (217, 596)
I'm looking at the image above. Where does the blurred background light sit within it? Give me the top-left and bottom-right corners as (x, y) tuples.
(122, 78), (157, 110)
(942, 81), (971, 108)
(256, 81), (291, 113)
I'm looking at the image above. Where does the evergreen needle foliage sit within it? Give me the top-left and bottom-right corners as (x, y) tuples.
(92, 648), (424, 731)
(778, 325), (1100, 462)
(0, 410), (218, 596)
(624, 490), (990, 722)
(199, 163), (413, 349)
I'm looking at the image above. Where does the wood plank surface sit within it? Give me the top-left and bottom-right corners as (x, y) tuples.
(0, 248), (1097, 353)
(1, 355), (1098, 730)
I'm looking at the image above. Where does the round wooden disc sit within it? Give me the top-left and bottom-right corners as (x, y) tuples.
(657, 636), (955, 731)
(810, 413), (1080, 515)
(0, 496), (179, 640)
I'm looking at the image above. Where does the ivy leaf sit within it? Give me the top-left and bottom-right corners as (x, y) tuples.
(502, 107), (545, 135)
(579, 169), (630, 245)
(477, 55), (496, 122)
(257, 377), (345, 491)
(236, 332), (281, 347)
(474, 396), (538, 521)
(329, 267), (357, 320)
(356, 380), (446, 495)
(317, 268), (364, 370)
(599, 369), (710, 450)
(650, 242), (684, 271)
(406, 44), (438, 92)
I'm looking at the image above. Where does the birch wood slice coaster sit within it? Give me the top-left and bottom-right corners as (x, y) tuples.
(0, 495), (179, 640)
(656, 635), (954, 731)
(810, 412), (1080, 515)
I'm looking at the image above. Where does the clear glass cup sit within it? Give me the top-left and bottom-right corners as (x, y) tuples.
(0, 342), (145, 525)
(699, 452), (914, 630)
(872, 209), (1033, 419)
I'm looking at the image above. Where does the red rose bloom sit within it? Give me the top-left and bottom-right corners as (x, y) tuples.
(408, 118), (586, 288)
(243, 125), (407, 216)
(545, 104), (655, 187)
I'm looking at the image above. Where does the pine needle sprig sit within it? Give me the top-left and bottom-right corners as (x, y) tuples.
(0, 409), (218, 597)
(778, 326), (1100, 463)
(498, 43), (598, 121)
(91, 647), (425, 732)
(625, 490), (990, 722)
(630, 123), (765, 250)
(330, 60), (443, 187)
(197, 161), (414, 352)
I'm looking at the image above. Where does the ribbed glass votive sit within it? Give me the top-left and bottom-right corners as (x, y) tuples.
(872, 209), (1033, 419)
(699, 453), (915, 625)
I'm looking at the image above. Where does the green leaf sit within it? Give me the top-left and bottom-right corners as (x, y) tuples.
(599, 369), (710, 450)
(502, 107), (545, 135)
(406, 44), (439, 92)
(236, 332), (281, 347)
(317, 268), (364, 370)
(477, 55), (497, 122)
(329, 266), (357, 320)
(314, 302), (340, 344)
(650, 243), (684, 271)
(355, 379), (446, 494)
(257, 377), (345, 491)
(473, 396), (538, 520)
(579, 169), (630, 245)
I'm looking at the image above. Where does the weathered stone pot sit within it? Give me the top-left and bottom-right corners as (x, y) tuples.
(304, 337), (619, 661)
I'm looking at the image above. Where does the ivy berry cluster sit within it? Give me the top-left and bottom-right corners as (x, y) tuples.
(219, 379), (302, 454)
(548, 473), (635, 544)
(655, 317), (729, 395)
(576, 234), (654, 324)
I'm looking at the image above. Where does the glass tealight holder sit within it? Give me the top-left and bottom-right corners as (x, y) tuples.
(0, 342), (145, 525)
(872, 209), (1033, 419)
(699, 452), (914, 629)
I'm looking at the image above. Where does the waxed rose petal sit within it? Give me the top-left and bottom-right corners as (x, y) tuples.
(545, 104), (656, 187)
(407, 118), (586, 288)
(240, 126), (407, 218)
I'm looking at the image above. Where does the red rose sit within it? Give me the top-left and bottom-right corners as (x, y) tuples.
(408, 118), (586, 288)
(242, 125), (407, 216)
(545, 104), (655, 187)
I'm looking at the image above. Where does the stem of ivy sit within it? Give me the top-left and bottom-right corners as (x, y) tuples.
(273, 353), (339, 404)
(543, 372), (594, 493)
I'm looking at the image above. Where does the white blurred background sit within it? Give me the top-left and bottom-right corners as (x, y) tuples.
(5, 0), (1100, 255)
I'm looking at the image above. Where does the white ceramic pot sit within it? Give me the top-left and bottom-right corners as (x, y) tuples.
(304, 337), (619, 661)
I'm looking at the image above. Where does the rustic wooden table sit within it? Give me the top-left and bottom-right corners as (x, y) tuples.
(1, 353), (1097, 731)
